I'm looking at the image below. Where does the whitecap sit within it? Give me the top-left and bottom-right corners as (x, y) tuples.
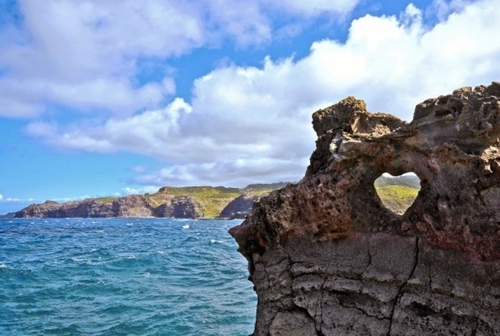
(127, 255), (137, 259)
(0, 263), (7, 268)
(157, 251), (165, 255)
(126, 223), (133, 226)
(72, 258), (91, 264)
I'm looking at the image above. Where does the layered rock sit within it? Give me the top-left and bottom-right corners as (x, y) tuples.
(230, 83), (500, 335)
(218, 194), (262, 219)
(14, 184), (289, 219)
(153, 195), (205, 218)
(15, 193), (204, 218)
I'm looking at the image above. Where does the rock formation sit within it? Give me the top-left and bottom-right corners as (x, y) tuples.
(15, 193), (204, 219)
(13, 184), (289, 219)
(218, 194), (262, 219)
(230, 82), (500, 335)
(153, 195), (205, 218)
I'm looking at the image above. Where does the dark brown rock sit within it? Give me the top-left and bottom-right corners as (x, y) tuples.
(154, 196), (204, 218)
(15, 193), (204, 219)
(218, 193), (262, 219)
(229, 82), (500, 335)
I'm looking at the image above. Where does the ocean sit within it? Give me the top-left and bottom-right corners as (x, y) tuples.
(0, 218), (256, 335)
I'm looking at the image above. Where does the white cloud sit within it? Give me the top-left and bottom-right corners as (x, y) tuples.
(263, 0), (360, 17)
(26, 97), (192, 155)
(15, 0), (206, 75)
(202, 0), (271, 47)
(0, 0), (361, 119)
(0, 196), (27, 202)
(18, 0), (500, 187)
(135, 158), (306, 187)
(430, 0), (473, 21)
(121, 186), (161, 196)
(0, 0), (195, 118)
(130, 166), (147, 173)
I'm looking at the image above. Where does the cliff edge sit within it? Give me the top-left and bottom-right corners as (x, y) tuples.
(15, 193), (204, 219)
(229, 83), (500, 335)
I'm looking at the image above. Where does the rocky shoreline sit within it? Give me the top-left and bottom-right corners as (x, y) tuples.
(11, 184), (286, 219)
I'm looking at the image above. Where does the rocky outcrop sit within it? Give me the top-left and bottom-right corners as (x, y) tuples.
(229, 82), (500, 335)
(13, 184), (291, 219)
(153, 195), (205, 218)
(15, 193), (204, 218)
(218, 193), (262, 219)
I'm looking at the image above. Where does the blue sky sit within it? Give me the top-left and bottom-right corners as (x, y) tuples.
(0, 0), (499, 214)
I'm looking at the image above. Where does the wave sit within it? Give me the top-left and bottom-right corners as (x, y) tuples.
(0, 218), (256, 335)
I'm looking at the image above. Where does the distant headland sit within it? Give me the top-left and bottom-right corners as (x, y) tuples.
(4, 177), (422, 220)
(8, 183), (290, 219)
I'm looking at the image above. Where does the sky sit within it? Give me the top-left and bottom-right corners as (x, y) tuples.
(0, 0), (499, 214)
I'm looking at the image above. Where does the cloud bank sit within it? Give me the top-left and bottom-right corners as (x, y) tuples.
(3, 0), (500, 188)
(0, 0), (361, 118)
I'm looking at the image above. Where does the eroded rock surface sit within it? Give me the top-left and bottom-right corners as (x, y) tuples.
(15, 193), (204, 218)
(230, 82), (500, 335)
(218, 194), (262, 219)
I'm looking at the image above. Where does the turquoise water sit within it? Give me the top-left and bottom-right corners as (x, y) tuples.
(0, 218), (256, 335)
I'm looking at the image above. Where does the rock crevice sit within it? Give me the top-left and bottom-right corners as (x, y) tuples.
(230, 83), (500, 335)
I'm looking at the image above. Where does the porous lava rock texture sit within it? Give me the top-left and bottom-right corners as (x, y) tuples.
(229, 82), (500, 335)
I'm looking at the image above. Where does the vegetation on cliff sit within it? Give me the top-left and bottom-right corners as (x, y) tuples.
(12, 179), (419, 218)
(155, 186), (242, 217)
(13, 183), (290, 219)
(374, 175), (420, 215)
(375, 185), (419, 215)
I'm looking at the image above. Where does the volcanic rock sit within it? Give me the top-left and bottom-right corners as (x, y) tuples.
(218, 193), (262, 219)
(154, 195), (204, 218)
(15, 193), (204, 219)
(229, 82), (500, 335)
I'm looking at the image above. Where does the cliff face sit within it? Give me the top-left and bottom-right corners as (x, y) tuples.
(15, 193), (204, 219)
(230, 83), (500, 335)
(218, 194), (262, 219)
(153, 195), (205, 218)
(14, 184), (289, 219)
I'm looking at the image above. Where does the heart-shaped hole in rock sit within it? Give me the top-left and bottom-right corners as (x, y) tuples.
(374, 173), (421, 215)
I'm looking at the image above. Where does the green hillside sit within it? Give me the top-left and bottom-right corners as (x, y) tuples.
(151, 185), (286, 217)
(149, 178), (420, 217)
(160, 186), (241, 217)
(374, 174), (420, 215)
(374, 174), (421, 189)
